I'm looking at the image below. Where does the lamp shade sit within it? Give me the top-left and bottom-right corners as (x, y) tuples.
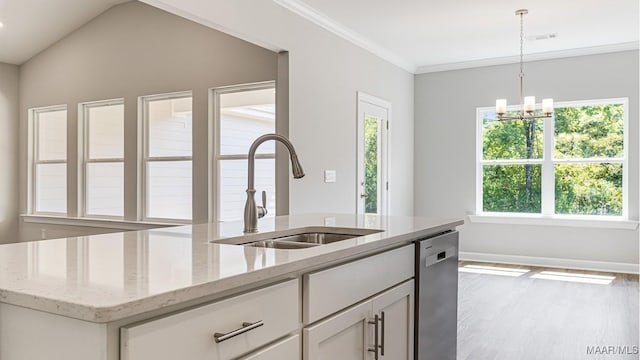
(524, 96), (536, 112)
(496, 99), (507, 114)
(542, 98), (554, 114)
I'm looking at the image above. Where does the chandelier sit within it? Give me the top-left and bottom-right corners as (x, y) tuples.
(496, 9), (553, 121)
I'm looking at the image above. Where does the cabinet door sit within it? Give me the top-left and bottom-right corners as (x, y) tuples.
(304, 301), (373, 360)
(239, 335), (299, 360)
(371, 280), (414, 360)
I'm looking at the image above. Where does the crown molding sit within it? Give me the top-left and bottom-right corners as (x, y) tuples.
(272, 0), (416, 73)
(416, 41), (640, 74)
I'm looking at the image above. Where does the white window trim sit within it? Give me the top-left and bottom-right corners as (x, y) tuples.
(140, 91), (193, 223)
(29, 104), (68, 216)
(468, 213), (638, 230)
(475, 97), (629, 224)
(79, 98), (125, 219)
(211, 81), (276, 222)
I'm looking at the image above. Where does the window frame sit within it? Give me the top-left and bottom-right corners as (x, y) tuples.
(140, 91), (193, 223)
(30, 104), (68, 215)
(475, 97), (629, 220)
(211, 81), (276, 222)
(79, 98), (125, 219)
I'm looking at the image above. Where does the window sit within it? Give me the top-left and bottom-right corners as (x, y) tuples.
(477, 98), (627, 218)
(82, 100), (124, 217)
(142, 92), (193, 221)
(32, 106), (67, 214)
(214, 83), (276, 221)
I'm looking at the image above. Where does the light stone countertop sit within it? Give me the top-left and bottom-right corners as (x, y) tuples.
(0, 213), (463, 323)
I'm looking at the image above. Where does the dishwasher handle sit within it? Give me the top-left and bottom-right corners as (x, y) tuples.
(424, 246), (456, 267)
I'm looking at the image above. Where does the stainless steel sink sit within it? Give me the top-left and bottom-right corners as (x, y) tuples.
(248, 240), (319, 249)
(212, 227), (383, 250)
(270, 232), (355, 245)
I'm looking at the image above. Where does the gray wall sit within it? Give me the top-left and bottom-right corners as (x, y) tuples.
(144, 0), (416, 217)
(0, 63), (19, 243)
(415, 51), (639, 269)
(18, 1), (278, 230)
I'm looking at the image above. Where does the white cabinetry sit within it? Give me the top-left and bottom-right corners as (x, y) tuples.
(121, 245), (414, 360)
(303, 280), (414, 360)
(121, 280), (299, 360)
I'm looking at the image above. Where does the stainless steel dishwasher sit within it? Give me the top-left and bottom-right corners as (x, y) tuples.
(415, 230), (459, 360)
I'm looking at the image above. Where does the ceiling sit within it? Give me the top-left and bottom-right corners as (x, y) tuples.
(280, 0), (639, 73)
(0, 0), (128, 65)
(0, 0), (637, 71)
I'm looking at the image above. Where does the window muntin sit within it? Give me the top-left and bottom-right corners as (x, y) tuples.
(477, 99), (627, 218)
(214, 84), (276, 222)
(83, 101), (124, 217)
(32, 106), (67, 214)
(142, 92), (193, 221)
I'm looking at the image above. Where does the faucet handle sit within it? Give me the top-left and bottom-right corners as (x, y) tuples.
(257, 190), (268, 219)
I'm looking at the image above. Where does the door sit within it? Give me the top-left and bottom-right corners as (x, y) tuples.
(371, 280), (414, 360)
(356, 92), (390, 216)
(304, 301), (374, 360)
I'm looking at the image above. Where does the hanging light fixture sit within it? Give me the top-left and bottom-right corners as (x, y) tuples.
(496, 9), (553, 121)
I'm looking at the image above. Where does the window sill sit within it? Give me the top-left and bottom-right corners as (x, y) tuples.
(468, 213), (638, 230)
(20, 214), (180, 231)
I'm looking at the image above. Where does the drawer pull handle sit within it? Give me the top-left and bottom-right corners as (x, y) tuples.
(213, 320), (264, 343)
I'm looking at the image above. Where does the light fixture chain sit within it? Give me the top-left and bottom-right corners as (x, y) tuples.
(519, 11), (524, 115)
(520, 11), (524, 78)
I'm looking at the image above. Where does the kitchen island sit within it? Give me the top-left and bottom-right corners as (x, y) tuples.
(0, 213), (463, 360)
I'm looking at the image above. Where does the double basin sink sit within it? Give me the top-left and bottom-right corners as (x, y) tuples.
(213, 227), (383, 250)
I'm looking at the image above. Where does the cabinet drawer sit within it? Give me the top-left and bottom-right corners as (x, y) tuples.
(239, 335), (300, 359)
(121, 280), (299, 360)
(303, 244), (414, 324)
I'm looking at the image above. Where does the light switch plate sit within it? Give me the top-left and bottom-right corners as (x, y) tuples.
(324, 170), (337, 183)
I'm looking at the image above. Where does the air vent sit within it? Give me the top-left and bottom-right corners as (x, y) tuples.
(526, 32), (558, 41)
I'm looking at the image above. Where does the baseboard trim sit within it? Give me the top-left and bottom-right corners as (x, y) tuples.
(459, 251), (639, 275)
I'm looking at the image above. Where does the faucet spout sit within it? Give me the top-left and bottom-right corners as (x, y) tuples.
(244, 134), (304, 233)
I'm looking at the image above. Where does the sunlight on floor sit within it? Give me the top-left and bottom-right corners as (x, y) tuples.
(531, 271), (615, 285)
(458, 264), (530, 277)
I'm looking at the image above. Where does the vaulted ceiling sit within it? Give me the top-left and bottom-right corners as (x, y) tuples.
(0, 0), (127, 64)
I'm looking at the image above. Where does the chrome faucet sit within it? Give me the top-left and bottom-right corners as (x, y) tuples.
(244, 134), (305, 233)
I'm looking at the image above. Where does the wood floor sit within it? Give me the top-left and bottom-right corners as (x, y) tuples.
(457, 262), (639, 360)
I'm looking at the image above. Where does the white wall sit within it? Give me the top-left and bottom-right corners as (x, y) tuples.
(0, 63), (19, 243)
(142, 0), (416, 216)
(415, 51), (639, 271)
